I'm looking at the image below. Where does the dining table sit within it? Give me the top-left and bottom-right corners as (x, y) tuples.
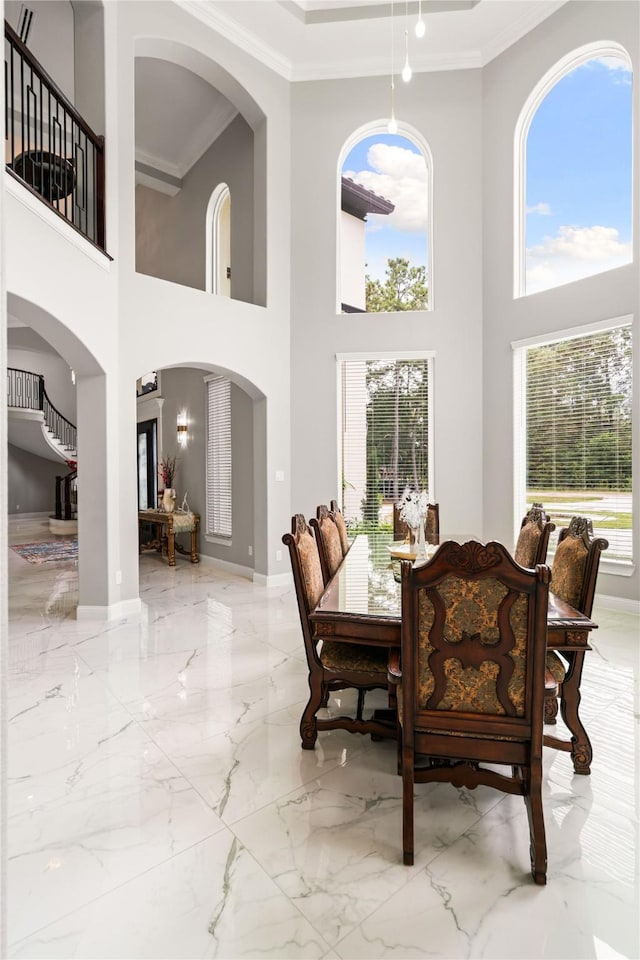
(309, 532), (598, 775)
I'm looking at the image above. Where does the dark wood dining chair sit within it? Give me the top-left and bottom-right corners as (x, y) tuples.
(514, 503), (555, 568)
(544, 517), (608, 757)
(330, 499), (350, 557)
(393, 502), (440, 544)
(389, 539), (551, 882)
(283, 514), (396, 750)
(310, 504), (343, 584)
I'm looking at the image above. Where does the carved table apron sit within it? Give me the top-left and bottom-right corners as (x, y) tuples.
(138, 510), (200, 567)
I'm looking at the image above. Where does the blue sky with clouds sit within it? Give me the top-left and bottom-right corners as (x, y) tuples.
(342, 55), (631, 296)
(525, 55), (632, 293)
(342, 134), (428, 285)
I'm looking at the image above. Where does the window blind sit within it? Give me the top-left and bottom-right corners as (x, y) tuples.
(206, 377), (232, 538)
(516, 325), (632, 561)
(339, 357), (433, 527)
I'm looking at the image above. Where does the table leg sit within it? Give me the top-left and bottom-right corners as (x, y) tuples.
(190, 525), (199, 563)
(167, 526), (176, 566)
(545, 650), (592, 775)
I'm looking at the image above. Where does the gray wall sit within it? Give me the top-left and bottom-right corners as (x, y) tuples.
(72, 0), (105, 134)
(8, 332), (77, 423)
(157, 367), (255, 570)
(135, 114), (255, 303)
(290, 69), (484, 536)
(482, 0), (639, 603)
(8, 444), (62, 515)
(6, 0), (75, 102)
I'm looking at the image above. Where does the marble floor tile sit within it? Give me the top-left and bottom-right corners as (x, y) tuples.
(6, 520), (640, 959)
(8, 830), (331, 959)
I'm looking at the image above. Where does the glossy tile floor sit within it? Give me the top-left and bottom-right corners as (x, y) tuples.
(6, 518), (640, 959)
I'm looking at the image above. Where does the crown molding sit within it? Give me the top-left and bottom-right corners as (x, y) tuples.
(291, 50), (482, 81)
(135, 149), (183, 181)
(175, 0), (567, 83)
(480, 0), (567, 66)
(175, 0), (293, 80)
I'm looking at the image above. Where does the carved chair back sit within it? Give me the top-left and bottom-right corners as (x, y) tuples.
(282, 514), (325, 671)
(330, 499), (350, 556)
(393, 502), (440, 545)
(283, 513), (395, 751)
(397, 539), (550, 880)
(551, 516), (609, 617)
(310, 505), (344, 584)
(514, 503), (556, 568)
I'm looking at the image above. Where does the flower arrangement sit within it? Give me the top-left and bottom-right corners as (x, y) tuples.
(65, 459), (77, 474)
(397, 486), (429, 532)
(159, 455), (177, 490)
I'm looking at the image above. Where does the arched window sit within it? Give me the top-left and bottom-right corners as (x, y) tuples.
(515, 44), (632, 297)
(337, 122), (432, 314)
(206, 183), (231, 296)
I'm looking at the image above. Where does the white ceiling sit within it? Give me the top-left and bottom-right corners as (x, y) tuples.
(180, 0), (568, 80)
(137, 0), (567, 184)
(135, 57), (238, 182)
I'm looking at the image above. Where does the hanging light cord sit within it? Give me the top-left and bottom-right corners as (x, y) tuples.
(402, 1), (412, 82)
(388, 0), (397, 132)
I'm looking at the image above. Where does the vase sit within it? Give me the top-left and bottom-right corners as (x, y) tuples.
(410, 521), (427, 559)
(417, 520), (427, 558)
(162, 488), (176, 513)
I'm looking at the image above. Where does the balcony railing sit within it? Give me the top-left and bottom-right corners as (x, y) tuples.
(4, 21), (105, 250)
(8, 367), (77, 454)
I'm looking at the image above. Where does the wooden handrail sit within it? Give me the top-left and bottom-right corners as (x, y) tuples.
(4, 19), (107, 251)
(5, 21), (103, 143)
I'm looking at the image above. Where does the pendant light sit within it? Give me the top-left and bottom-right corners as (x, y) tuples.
(415, 0), (425, 38)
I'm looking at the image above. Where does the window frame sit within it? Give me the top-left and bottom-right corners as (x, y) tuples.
(205, 182), (231, 296)
(336, 350), (435, 524)
(336, 121), (434, 315)
(513, 42), (633, 299)
(512, 315), (634, 576)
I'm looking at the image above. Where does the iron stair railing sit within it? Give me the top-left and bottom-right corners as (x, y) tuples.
(4, 20), (106, 250)
(7, 366), (77, 454)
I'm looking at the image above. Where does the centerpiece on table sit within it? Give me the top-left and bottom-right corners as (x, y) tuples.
(159, 455), (177, 513)
(397, 486), (430, 559)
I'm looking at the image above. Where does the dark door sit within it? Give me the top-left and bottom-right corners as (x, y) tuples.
(137, 419), (157, 510)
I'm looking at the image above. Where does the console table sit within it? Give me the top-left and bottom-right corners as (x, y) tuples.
(138, 509), (200, 566)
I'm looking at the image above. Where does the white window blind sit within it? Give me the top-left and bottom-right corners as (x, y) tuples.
(339, 356), (433, 527)
(515, 324), (632, 561)
(206, 377), (232, 538)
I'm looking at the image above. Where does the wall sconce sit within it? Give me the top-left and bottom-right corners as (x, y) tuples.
(177, 410), (188, 447)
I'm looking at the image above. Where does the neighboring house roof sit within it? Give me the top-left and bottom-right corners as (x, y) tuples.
(341, 176), (394, 220)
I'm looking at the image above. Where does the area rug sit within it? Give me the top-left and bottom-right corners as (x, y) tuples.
(11, 538), (78, 564)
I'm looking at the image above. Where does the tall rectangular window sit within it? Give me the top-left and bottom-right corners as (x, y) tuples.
(514, 322), (632, 562)
(206, 376), (232, 539)
(338, 355), (434, 527)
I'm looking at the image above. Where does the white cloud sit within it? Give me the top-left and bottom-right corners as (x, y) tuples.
(526, 224), (631, 293)
(344, 142), (428, 233)
(526, 202), (551, 215)
(594, 55), (631, 72)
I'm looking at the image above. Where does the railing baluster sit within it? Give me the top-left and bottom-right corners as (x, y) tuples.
(4, 21), (106, 252)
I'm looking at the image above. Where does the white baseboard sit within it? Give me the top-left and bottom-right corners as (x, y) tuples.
(9, 512), (50, 521)
(253, 571), (292, 588)
(76, 597), (142, 621)
(197, 553), (254, 580)
(596, 594), (640, 616)
(197, 554), (292, 588)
